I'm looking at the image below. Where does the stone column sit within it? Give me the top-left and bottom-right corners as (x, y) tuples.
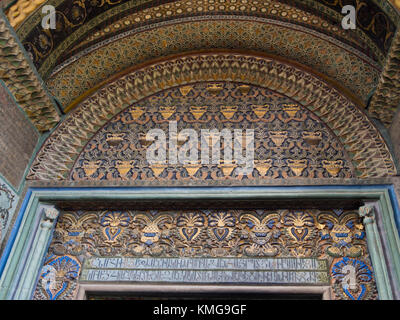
(359, 204), (393, 300)
(12, 206), (59, 300)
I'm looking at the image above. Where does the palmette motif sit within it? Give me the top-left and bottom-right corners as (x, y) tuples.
(34, 209), (378, 300)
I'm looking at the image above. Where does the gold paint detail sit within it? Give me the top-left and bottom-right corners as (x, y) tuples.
(369, 30), (400, 126)
(0, 15), (60, 131)
(6, 0), (46, 28)
(26, 53), (397, 180)
(286, 159), (308, 177)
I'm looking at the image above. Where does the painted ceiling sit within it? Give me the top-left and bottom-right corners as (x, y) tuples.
(1, 0), (399, 134)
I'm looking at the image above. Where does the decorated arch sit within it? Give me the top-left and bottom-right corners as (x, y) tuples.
(28, 52), (397, 182)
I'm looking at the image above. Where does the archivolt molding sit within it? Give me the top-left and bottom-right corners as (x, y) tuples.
(59, 0), (382, 66)
(6, 0), (46, 28)
(27, 52), (397, 181)
(46, 17), (381, 110)
(369, 30), (400, 127)
(0, 12), (60, 132)
(4, 0), (397, 90)
(9, 0), (398, 64)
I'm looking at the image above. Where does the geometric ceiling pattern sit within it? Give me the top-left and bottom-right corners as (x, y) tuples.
(7, 0), (399, 68)
(3, 0), (400, 130)
(27, 52), (397, 181)
(16, 0), (393, 75)
(45, 18), (381, 110)
(8, 0), (398, 76)
(1, 0), (400, 131)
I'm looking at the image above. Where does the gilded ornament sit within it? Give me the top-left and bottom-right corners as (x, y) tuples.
(206, 84), (223, 95)
(177, 213), (205, 243)
(28, 57), (396, 180)
(100, 211), (130, 244)
(106, 133), (125, 147)
(220, 106), (238, 120)
(183, 162), (201, 177)
(115, 160), (135, 178)
(34, 208), (378, 300)
(82, 160), (101, 177)
(150, 163), (168, 177)
(269, 131), (288, 147)
(251, 104), (270, 119)
(39, 255), (80, 300)
(255, 159), (273, 176)
(179, 86), (193, 96)
(190, 106), (208, 120)
(283, 104), (300, 118)
(208, 212), (235, 242)
(302, 131), (322, 146)
(238, 85), (251, 95)
(332, 257), (375, 300)
(219, 160), (237, 177)
(129, 106), (145, 120)
(322, 160), (344, 177)
(240, 213), (281, 257)
(159, 106), (176, 120)
(286, 159), (307, 177)
(139, 133), (153, 147)
(133, 214), (172, 246)
(317, 213), (364, 257)
(7, 0), (47, 28)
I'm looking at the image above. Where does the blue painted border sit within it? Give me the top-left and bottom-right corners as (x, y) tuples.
(1, 184), (399, 280)
(0, 189), (32, 276)
(388, 185), (400, 234)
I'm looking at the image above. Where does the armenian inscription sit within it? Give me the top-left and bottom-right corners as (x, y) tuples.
(80, 257), (329, 285)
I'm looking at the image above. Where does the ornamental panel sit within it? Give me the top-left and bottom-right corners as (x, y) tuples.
(27, 53), (397, 181)
(33, 208), (378, 300)
(70, 82), (354, 181)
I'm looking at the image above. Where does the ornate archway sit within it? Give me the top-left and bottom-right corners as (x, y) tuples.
(28, 52), (397, 181)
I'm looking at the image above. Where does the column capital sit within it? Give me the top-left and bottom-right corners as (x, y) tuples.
(359, 204), (375, 225)
(43, 207), (59, 221)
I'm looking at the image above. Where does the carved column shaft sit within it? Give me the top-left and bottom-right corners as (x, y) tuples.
(12, 206), (59, 300)
(359, 204), (393, 300)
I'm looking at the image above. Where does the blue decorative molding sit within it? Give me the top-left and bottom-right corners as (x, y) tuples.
(0, 184), (399, 299)
(0, 176), (18, 246)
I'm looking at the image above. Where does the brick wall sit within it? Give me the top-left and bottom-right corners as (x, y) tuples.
(0, 82), (39, 189)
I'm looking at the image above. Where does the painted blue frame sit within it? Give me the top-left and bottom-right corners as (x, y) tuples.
(0, 184), (399, 299)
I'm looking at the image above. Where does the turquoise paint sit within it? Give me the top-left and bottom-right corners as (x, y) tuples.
(0, 176), (19, 245)
(361, 205), (393, 299)
(0, 185), (399, 300)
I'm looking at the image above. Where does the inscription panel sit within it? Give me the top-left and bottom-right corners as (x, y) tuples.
(80, 257), (329, 285)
